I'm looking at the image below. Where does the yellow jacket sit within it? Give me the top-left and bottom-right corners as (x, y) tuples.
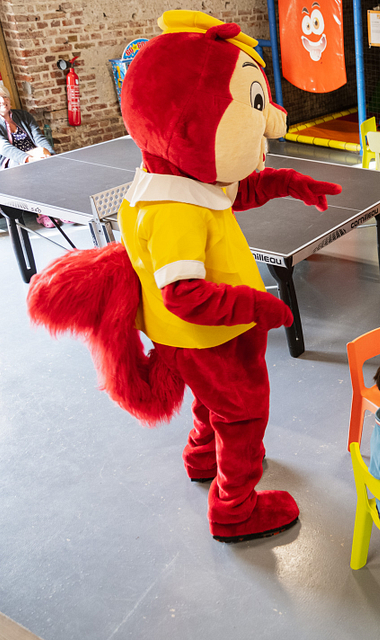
(118, 169), (265, 348)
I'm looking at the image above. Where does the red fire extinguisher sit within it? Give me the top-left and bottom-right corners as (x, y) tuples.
(66, 56), (81, 126)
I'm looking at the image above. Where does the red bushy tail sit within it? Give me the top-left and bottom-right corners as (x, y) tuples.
(26, 243), (185, 426)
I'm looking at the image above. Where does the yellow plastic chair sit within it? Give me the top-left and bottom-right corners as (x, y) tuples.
(346, 328), (380, 451)
(350, 442), (380, 569)
(360, 117), (377, 169)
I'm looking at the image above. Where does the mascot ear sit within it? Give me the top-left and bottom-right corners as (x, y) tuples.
(265, 103), (287, 139)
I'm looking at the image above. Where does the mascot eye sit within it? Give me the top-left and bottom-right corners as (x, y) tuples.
(250, 82), (265, 111)
(302, 15), (312, 35)
(311, 9), (324, 35)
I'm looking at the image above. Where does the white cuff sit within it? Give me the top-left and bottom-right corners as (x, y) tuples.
(154, 260), (206, 289)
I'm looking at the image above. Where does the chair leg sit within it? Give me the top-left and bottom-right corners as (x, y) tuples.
(347, 399), (365, 452)
(350, 501), (373, 569)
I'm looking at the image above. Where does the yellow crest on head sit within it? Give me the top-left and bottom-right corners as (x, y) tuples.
(157, 10), (266, 68)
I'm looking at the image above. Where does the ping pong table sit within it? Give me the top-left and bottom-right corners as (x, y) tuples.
(0, 135), (379, 358)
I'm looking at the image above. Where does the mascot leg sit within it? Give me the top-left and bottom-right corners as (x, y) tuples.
(183, 397), (217, 481)
(155, 327), (299, 542)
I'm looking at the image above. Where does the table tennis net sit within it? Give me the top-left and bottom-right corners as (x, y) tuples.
(90, 183), (132, 220)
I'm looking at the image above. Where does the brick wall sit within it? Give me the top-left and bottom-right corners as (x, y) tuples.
(0, 1), (358, 152)
(0, 0), (270, 154)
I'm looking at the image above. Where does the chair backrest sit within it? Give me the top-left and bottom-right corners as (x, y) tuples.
(351, 442), (380, 528)
(347, 327), (380, 392)
(90, 183), (132, 220)
(360, 116), (377, 147)
(360, 117), (377, 168)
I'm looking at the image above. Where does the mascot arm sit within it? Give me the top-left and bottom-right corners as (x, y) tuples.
(233, 167), (342, 212)
(162, 278), (293, 332)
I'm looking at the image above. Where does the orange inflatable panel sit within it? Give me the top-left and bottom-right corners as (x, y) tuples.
(279, 0), (347, 93)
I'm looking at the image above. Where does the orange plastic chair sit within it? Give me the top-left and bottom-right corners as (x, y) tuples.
(360, 117), (377, 169)
(350, 442), (380, 569)
(347, 328), (380, 451)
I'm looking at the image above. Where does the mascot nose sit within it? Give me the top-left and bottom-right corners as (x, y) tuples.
(264, 103), (287, 139)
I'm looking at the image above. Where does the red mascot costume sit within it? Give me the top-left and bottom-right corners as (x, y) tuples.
(27, 10), (341, 543)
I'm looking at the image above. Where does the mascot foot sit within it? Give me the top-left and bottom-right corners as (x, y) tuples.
(186, 463), (217, 483)
(210, 490), (299, 543)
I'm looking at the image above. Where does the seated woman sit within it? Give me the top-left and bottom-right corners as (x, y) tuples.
(0, 85), (58, 227)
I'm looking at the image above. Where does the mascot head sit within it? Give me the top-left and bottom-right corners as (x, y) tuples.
(121, 10), (287, 184)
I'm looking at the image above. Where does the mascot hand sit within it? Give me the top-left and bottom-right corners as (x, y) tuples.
(254, 290), (293, 331)
(288, 172), (342, 212)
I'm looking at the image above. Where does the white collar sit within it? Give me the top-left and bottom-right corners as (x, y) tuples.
(125, 168), (238, 210)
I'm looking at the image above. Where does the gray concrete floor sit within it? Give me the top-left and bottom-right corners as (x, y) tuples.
(1, 142), (380, 640)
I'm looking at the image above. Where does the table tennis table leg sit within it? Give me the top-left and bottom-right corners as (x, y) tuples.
(267, 264), (305, 358)
(88, 219), (115, 247)
(2, 207), (37, 284)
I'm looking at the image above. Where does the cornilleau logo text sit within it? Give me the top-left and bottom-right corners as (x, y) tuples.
(252, 252), (283, 265)
(351, 208), (378, 228)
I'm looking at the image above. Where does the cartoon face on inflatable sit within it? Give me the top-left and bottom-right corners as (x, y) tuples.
(121, 11), (287, 185)
(301, 2), (327, 61)
(279, 0), (346, 93)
